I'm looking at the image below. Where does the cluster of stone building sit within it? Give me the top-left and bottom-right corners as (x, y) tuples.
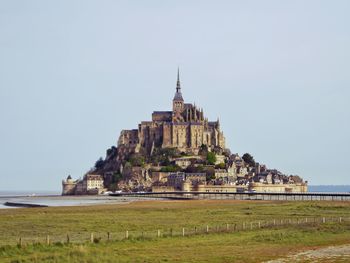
(62, 70), (307, 195)
(152, 153), (307, 193)
(62, 174), (105, 195)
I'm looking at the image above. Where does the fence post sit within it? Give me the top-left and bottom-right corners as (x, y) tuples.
(305, 218), (308, 224)
(107, 232), (110, 241)
(66, 234), (70, 244)
(273, 219), (276, 226)
(46, 235), (50, 245)
(258, 221), (261, 228)
(90, 233), (94, 243)
(19, 237), (22, 247)
(195, 226), (197, 234)
(170, 228), (173, 237)
(157, 229), (160, 238)
(125, 230), (129, 239)
(323, 217), (326, 223)
(226, 224), (229, 231)
(182, 228), (185, 237)
(206, 225), (209, 233)
(339, 217), (342, 223)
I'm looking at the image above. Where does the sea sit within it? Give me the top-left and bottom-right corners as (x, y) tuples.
(308, 185), (350, 193)
(0, 186), (349, 209)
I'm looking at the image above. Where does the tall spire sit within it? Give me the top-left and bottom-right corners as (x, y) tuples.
(176, 67), (181, 93)
(173, 67), (184, 101)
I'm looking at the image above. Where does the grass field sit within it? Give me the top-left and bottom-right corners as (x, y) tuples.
(1, 200), (350, 262)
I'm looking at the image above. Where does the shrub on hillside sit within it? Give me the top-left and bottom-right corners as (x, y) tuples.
(206, 152), (216, 165)
(215, 163), (226, 169)
(160, 165), (182, 173)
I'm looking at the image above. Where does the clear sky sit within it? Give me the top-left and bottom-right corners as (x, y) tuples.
(0, 0), (349, 191)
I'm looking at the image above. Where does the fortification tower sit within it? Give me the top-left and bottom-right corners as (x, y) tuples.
(62, 175), (77, 195)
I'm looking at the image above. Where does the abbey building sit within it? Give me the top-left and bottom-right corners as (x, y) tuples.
(117, 69), (226, 156)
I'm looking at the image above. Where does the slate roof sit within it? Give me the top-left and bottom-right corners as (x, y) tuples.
(173, 91), (184, 101)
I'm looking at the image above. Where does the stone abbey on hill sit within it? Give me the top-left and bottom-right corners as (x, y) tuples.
(62, 70), (307, 195)
(118, 69), (225, 157)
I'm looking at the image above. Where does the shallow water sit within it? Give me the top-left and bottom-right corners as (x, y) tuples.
(0, 193), (143, 209)
(1, 186), (349, 209)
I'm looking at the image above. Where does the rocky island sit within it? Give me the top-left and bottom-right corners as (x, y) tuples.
(62, 70), (307, 195)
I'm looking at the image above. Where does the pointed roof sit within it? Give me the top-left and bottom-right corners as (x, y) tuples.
(176, 67), (181, 92)
(173, 67), (184, 101)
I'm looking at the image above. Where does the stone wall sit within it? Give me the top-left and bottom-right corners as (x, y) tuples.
(250, 183), (308, 193)
(152, 186), (176, 192)
(118, 129), (139, 147)
(194, 184), (243, 193)
(152, 111), (172, 122)
(162, 123), (172, 148)
(151, 172), (169, 183)
(61, 180), (76, 195)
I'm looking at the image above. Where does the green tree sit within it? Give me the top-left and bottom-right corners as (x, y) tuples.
(124, 162), (132, 168)
(150, 147), (179, 166)
(112, 172), (123, 183)
(242, 153), (255, 167)
(198, 144), (209, 156)
(160, 165), (182, 173)
(206, 152), (217, 165)
(204, 167), (216, 182)
(159, 148), (181, 158)
(106, 146), (117, 158)
(95, 157), (104, 169)
(185, 164), (204, 173)
(130, 153), (145, 167)
(215, 162), (226, 169)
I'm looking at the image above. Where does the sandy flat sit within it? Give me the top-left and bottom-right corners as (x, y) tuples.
(265, 244), (350, 263)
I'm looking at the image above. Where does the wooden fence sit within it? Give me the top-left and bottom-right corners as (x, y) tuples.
(12, 216), (349, 248)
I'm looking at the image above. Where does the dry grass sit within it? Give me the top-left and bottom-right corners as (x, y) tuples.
(1, 200), (350, 262)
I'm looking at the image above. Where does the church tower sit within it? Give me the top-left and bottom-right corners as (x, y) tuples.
(172, 68), (184, 121)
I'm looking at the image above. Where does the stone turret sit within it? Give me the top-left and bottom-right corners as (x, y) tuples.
(62, 175), (77, 195)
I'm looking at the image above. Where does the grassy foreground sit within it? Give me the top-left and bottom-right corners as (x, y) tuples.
(1, 200), (350, 262)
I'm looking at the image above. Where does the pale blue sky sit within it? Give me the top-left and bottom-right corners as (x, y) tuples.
(0, 1), (349, 191)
